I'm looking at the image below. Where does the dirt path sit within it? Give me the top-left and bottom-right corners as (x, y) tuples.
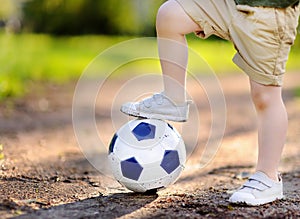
(0, 73), (300, 218)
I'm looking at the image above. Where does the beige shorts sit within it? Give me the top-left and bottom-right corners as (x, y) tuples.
(176, 0), (300, 86)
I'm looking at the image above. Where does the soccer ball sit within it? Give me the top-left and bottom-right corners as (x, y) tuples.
(108, 119), (186, 193)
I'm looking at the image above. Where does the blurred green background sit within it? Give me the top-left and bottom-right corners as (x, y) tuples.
(1, 0), (300, 101)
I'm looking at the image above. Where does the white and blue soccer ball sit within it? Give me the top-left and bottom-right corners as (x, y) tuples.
(108, 119), (186, 193)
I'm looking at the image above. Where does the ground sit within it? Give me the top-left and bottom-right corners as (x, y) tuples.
(0, 73), (300, 219)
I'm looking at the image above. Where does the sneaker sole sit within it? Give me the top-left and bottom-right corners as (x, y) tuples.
(120, 108), (187, 122)
(229, 194), (284, 206)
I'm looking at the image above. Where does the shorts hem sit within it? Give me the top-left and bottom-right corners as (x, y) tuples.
(233, 54), (283, 86)
(175, 0), (214, 39)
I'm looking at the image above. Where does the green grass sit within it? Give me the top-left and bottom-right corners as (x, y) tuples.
(0, 33), (128, 99)
(1, 33), (300, 100)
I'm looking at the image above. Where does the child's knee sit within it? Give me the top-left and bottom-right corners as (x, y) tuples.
(156, 1), (180, 32)
(251, 87), (283, 112)
(250, 80), (284, 111)
(251, 90), (271, 111)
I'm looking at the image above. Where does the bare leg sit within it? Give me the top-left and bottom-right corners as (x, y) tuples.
(156, 0), (201, 103)
(250, 80), (288, 181)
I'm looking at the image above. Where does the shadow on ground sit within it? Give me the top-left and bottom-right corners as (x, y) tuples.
(11, 192), (158, 219)
(9, 169), (300, 219)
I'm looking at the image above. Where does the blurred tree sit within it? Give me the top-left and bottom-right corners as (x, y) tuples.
(22, 0), (165, 36)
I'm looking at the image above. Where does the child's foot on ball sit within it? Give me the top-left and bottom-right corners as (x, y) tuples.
(229, 171), (283, 206)
(120, 92), (191, 122)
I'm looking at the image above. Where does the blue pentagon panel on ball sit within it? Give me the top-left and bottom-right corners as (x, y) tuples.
(160, 150), (180, 174)
(132, 122), (156, 141)
(108, 133), (118, 154)
(121, 157), (143, 180)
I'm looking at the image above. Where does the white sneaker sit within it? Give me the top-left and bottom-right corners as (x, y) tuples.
(120, 93), (191, 122)
(229, 171), (283, 206)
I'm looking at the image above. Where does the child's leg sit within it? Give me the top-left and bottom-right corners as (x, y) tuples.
(250, 80), (288, 181)
(156, 0), (201, 103)
(120, 0), (200, 121)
